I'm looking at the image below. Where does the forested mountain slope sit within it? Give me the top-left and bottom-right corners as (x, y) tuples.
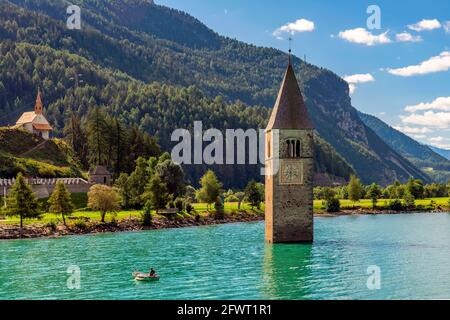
(0, 0), (431, 184)
(430, 146), (450, 160)
(360, 112), (450, 183)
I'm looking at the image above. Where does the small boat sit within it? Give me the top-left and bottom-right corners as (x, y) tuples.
(133, 272), (160, 282)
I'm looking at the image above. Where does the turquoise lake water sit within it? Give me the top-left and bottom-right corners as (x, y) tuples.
(0, 213), (449, 300)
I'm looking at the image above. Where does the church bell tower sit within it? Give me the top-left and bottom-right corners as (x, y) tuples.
(265, 56), (314, 243)
(35, 89), (43, 115)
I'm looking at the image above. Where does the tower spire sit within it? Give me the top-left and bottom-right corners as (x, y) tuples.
(266, 57), (313, 130)
(35, 88), (43, 115)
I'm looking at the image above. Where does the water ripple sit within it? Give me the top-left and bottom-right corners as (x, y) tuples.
(0, 214), (449, 299)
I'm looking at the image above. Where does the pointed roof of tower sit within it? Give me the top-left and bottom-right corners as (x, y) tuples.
(34, 89), (43, 115)
(266, 61), (313, 130)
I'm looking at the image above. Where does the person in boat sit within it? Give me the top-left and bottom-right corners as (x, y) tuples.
(149, 268), (156, 277)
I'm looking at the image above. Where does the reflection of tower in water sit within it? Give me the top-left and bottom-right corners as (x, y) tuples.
(262, 244), (313, 299)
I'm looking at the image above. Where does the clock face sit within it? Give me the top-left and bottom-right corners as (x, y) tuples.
(280, 161), (303, 185)
(283, 164), (299, 180)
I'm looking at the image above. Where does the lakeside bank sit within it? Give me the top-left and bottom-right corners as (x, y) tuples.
(0, 212), (265, 240)
(1, 207), (449, 240)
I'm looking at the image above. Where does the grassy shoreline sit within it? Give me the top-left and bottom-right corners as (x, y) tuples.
(1, 199), (449, 240)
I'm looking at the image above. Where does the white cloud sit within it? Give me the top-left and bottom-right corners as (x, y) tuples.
(408, 19), (442, 32)
(412, 134), (427, 140)
(431, 142), (450, 149)
(405, 97), (450, 112)
(348, 84), (356, 94)
(395, 32), (423, 42)
(387, 51), (450, 76)
(273, 19), (315, 39)
(343, 73), (375, 83)
(393, 126), (432, 134)
(445, 21), (450, 33)
(429, 136), (444, 142)
(338, 28), (391, 46)
(343, 73), (375, 94)
(427, 136), (450, 149)
(401, 111), (450, 128)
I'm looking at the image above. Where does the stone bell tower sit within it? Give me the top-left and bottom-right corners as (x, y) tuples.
(265, 57), (314, 243)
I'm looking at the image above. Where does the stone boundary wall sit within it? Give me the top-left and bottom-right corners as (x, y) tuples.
(0, 178), (92, 198)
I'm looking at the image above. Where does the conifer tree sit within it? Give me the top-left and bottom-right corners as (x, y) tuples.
(5, 173), (40, 230)
(86, 107), (109, 167)
(48, 181), (74, 226)
(348, 175), (363, 204)
(245, 180), (264, 209)
(196, 170), (222, 210)
(143, 175), (169, 214)
(367, 183), (382, 209)
(111, 117), (127, 178)
(64, 112), (88, 168)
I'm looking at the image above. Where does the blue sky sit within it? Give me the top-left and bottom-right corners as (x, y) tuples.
(158, 0), (450, 149)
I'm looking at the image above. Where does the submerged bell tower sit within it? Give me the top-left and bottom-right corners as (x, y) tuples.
(265, 53), (314, 243)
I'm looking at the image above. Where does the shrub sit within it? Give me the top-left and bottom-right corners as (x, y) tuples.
(215, 199), (224, 211)
(388, 199), (404, 212)
(141, 205), (153, 227)
(70, 193), (88, 209)
(224, 195), (239, 203)
(174, 198), (184, 213)
(38, 166), (56, 177)
(46, 220), (58, 232)
(39, 199), (50, 212)
(185, 203), (194, 215)
(325, 198), (341, 213)
(403, 191), (416, 209)
(214, 199), (225, 220)
(430, 200), (437, 210)
(73, 220), (87, 230)
(110, 213), (118, 226)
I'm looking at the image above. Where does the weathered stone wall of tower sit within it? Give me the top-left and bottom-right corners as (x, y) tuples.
(265, 129), (314, 243)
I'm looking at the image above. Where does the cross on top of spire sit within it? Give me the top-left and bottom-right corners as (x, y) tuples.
(288, 37), (292, 65)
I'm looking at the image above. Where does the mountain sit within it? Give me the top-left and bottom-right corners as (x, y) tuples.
(0, 0), (431, 185)
(0, 128), (83, 177)
(359, 112), (450, 183)
(429, 146), (450, 160)
(0, 41), (354, 187)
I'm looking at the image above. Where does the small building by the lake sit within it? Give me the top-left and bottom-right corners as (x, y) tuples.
(88, 166), (112, 186)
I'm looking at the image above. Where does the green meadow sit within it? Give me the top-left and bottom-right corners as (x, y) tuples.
(1, 197), (448, 227)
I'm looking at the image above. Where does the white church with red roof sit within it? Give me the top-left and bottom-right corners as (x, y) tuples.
(15, 90), (53, 140)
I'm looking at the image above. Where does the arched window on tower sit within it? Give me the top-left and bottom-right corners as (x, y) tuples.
(285, 139), (301, 158)
(286, 140), (291, 158)
(289, 140), (295, 158)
